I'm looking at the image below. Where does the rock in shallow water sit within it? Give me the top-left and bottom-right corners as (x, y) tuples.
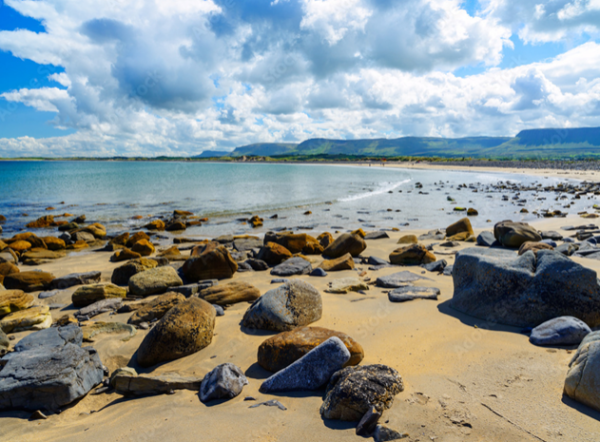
(260, 337), (350, 393)
(200, 363), (248, 402)
(530, 316), (591, 346)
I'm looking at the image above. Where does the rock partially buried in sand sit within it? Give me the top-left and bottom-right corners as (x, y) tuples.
(323, 232), (366, 258)
(182, 242), (238, 281)
(137, 298), (216, 367)
(197, 281), (261, 306)
(518, 241), (554, 256)
(388, 286), (440, 302)
(50, 271), (102, 290)
(476, 231), (496, 247)
(128, 266), (183, 297)
(446, 217), (474, 238)
(389, 244), (436, 266)
(320, 365), (404, 421)
(270, 257), (312, 276)
(258, 326), (364, 372)
(565, 331), (600, 411)
(319, 253), (355, 272)
(494, 220), (542, 248)
(81, 321), (137, 342)
(111, 258), (159, 286)
(257, 242), (293, 266)
(200, 363), (248, 403)
(242, 280), (322, 332)
(375, 271), (430, 288)
(14, 324), (82, 352)
(260, 337), (350, 393)
(0, 290), (34, 317)
(530, 316), (591, 346)
(72, 284), (127, 308)
(452, 248), (600, 327)
(3, 271), (55, 292)
(327, 277), (368, 294)
(128, 292), (186, 326)
(0, 305), (52, 333)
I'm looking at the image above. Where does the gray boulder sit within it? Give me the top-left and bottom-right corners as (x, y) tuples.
(565, 331), (600, 411)
(260, 337), (350, 393)
(129, 266), (183, 296)
(541, 231), (563, 241)
(530, 316), (591, 346)
(270, 257), (312, 276)
(14, 324), (82, 352)
(476, 231), (496, 247)
(199, 363), (248, 402)
(50, 271), (101, 290)
(376, 271), (430, 288)
(452, 248), (600, 327)
(242, 280), (322, 331)
(421, 259), (447, 273)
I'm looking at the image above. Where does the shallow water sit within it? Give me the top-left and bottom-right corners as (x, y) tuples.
(0, 161), (592, 238)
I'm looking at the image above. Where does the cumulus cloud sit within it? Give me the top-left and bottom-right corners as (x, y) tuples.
(0, 0), (598, 157)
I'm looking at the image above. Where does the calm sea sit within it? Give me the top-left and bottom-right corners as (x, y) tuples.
(0, 161), (586, 238)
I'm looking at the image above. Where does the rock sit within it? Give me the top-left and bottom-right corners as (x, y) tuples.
(452, 248), (600, 327)
(494, 220), (542, 248)
(126, 232), (150, 248)
(0, 290), (34, 317)
(182, 242), (238, 281)
(257, 242), (293, 266)
(81, 321), (137, 342)
(556, 243), (578, 256)
(530, 316), (591, 346)
(76, 298), (123, 320)
(241, 280), (322, 331)
(111, 258), (159, 286)
(467, 208), (478, 217)
(310, 268), (327, 277)
(114, 372), (203, 396)
(72, 284), (127, 308)
(0, 251), (17, 265)
(319, 253), (355, 272)
(245, 258), (269, 271)
(323, 232), (367, 258)
(320, 365), (404, 421)
(129, 266), (183, 297)
(373, 425), (408, 442)
(71, 231), (95, 243)
(564, 331), (600, 411)
(29, 410), (48, 421)
(128, 292), (186, 325)
(327, 277), (369, 294)
(356, 406), (381, 437)
(397, 235), (417, 244)
(22, 249), (66, 265)
(364, 231), (390, 240)
(197, 281), (261, 306)
(249, 399), (287, 410)
(258, 326), (364, 372)
(199, 363), (248, 402)
(109, 232), (130, 246)
(145, 219), (166, 231)
(541, 231), (563, 241)
(317, 232), (334, 248)
(266, 232), (324, 254)
(233, 237), (262, 252)
(375, 271), (429, 288)
(476, 231), (496, 247)
(446, 218), (474, 238)
(50, 271), (102, 290)
(14, 324), (82, 352)
(0, 328), (9, 355)
(137, 298), (216, 367)
(0, 341), (103, 412)
(368, 256), (389, 267)
(41, 236), (66, 251)
(170, 281), (217, 297)
(389, 244), (436, 266)
(131, 239), (155, 257)
(388, 286), (440, 302)
(3, 271), (55, 292)
(111, 248), (142, 262)
(270, 257), (312, 276)
(541, 239), (558, 248)
(0, 305), (52, 333)
(446, 231), (471, 241)
(26, 215), (55, 229)
(518, 241), (554, 255)
(421, 259), (447, 273)
(260, 337), (350, 393)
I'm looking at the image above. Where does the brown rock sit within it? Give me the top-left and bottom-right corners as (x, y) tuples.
(447, 232), (472, 241)
(110, 232), (130, 246)
(518, 241), (554, 256)
(111, 248), (142, 262)
(446, 217), (474, 238)
(182, 242), (238, 281)
(0, 262), (19, 284)
(323, 232), (367, 258)
(131, 239), (155, 257)
(3, 271), (55, 292)
(72, 284), (127, 308)
(26, 215), (55, 228)
(0, 305), (52, 333)
(389, 244), (436, 266)
(174, 210), (193, 216)
(258, 326), (364, 372)
(249, 215), (263, 228)
(145, 220), (165, 231)
(111, 258), (159, 286)
(158, 246), (181, 257)
(0, 290), (34, 317)
(494, 220), (542, 248)
(317, 232), (334, 248)
(136, 298), (216, 367)
(166, 220), (187, 231)
(126, 232), (150, 248)
(68, 240), (90, 250)
(268, 233), (324, 255)
(257, 242), (293, 266)
(198, 281), (261, 306)
(8, 240), (32, 253)
(319, 253), (355, 271)
(128, 292), (186, 325)
(397, 235), (417, 244)
(41, 236), (66, 251)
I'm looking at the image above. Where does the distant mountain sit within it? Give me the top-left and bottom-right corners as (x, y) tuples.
(195, 150), (231, 158)
(225, 127), (600, 159)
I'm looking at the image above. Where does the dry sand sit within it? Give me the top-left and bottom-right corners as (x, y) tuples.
(2, 216), (600, 442)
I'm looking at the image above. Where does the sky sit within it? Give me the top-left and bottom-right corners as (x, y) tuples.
(0, 0), (599, 157)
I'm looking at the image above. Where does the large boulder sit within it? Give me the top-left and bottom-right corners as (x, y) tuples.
(260, 337), (350, 393)
(50, 271), (102, 290)
(319, 253), (355, 272)
(197, 281), (261, 306)
(323, 232), (367, 258)
(451, 248), (600, 327)
(389, 244), (436, 266)
(530, 316), (591, 346)
(266, 232), (324, 255)
(128, 292), (186, 325)
(136, 298), (216, 367)
(494, 220), (542, 248)
(0, 290), (34, 317)
(270, 257), (312, 276)
(565, 331), (600, 411)
(258, 326), (364, 372)
(3, 271), (55, 292)
(257, 242), (293, 266)
(241, 280), (322, 331)
(72, 284), (127, 308)
(199, 363), (248, 403)
(111, 258), (159, 286)
(320, 365), (404, 421)
(0, 326), (103, 412)
(0, 305), (52, 333)
(128, 266), (183, 297)
(182, 242), (238, 281)
(446, 218), (474, 238)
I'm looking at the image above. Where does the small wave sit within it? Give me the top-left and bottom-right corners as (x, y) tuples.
(339, 179), (411, 202)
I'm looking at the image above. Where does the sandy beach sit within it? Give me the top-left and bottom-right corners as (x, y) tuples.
(2, 211), (600, 442)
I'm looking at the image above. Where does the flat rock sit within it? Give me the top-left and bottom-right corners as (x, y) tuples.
(170, 281), (217, 297)
(421, 259), (447, 273)
(114, 372), (203, 396)
(14, 324), (82, 352)
(3, 271), (55, 292)
(50, 271), (101, 290)
(81, 321), (137, 342)
(364, 231), (390, 240)
(388, 286), (440, 302)
(530, 316), (591, 346)
(270, 257), (312, 276)
(1, 305), (52, 333)
(197, 281), (261, 306)
(76, 298), (123, 320)
(375, 271), (430, 288)
(199, 363), (248, 403)
(128, 292), (186, 325)
(327, 277), (369, 294)
(260, 337), (350, 393)
(129, 266), (183, 297)
(0, 290), (34, 317)
(72, 284), (127, 308)
(111, 258), (159, 286)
